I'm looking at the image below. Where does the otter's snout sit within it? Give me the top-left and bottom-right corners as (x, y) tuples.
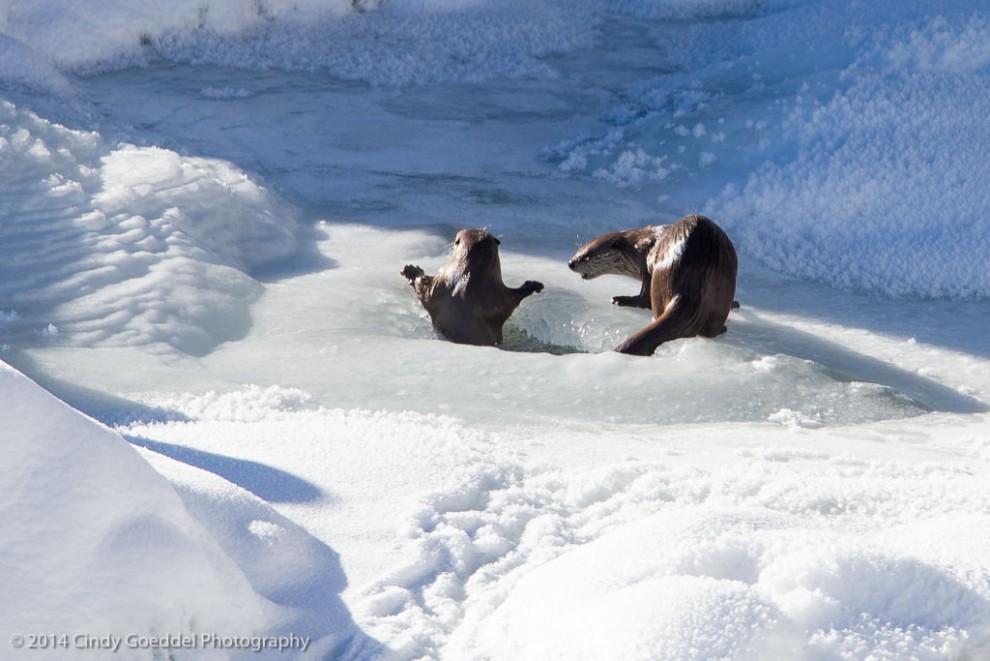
(568, 253), (594, 279)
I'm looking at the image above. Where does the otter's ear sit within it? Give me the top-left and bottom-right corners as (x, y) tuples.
(495, 237), (501, 246)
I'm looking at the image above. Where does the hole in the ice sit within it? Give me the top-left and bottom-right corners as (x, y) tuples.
(500, 325), (584, 355)
(509, 288), (630, 354)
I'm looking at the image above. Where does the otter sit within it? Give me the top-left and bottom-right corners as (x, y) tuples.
(401, 228), (544, 347)
(568, 214), (738, 356)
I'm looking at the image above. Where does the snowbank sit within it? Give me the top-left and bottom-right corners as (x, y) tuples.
(0, 0), (591, 86)
(0, 99), (301, 354)
(0, 0), (351, 74)
(711, 11), (990, 299)
(0, 34), (75, 97)
(0, 360), (276, 658)
(357, 444), (990, 660)
(456, 508), (990, 660)
(544, 1), (990, 300)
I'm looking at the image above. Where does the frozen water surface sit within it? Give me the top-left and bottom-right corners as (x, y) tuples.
(3, 1), (990, 659)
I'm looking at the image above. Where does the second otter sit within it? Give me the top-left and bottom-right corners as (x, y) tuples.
(568, 214), (738, 356)
(402, 228), (544, 347)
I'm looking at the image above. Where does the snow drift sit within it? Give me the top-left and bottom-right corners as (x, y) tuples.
(0, 360), (275, 658)
(0, 99), (301, 354)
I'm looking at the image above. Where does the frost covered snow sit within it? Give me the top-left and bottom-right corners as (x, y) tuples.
(2, 0), (990, 660)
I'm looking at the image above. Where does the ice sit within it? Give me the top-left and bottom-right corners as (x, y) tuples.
(3, 0), (990, 659)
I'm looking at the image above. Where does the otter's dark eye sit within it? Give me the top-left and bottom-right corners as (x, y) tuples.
(455, 237), (461, 246)
(495, 238), (501, 246)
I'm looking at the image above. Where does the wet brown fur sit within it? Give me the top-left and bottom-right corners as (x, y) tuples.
(402, 228), (544, 346)
(568, 214), (738, 356)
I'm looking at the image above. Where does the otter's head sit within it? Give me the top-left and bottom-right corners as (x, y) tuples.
(568, 230), (650, 280)
(450, 228), (502, 279)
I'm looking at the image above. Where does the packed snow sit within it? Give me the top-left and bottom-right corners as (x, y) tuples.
(2, 0), (990, 660)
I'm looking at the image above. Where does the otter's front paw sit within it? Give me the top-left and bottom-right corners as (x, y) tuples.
(522, 280), (544, 295)
(401, 264), (425, 282)
(612, 295), (639, 307)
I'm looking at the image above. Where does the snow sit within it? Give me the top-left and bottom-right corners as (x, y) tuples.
(2, 0), (990, 659)
(0, 361), (276, 658)
(0, 100), (301, 353)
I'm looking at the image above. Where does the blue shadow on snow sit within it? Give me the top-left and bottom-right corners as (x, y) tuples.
(127, 437), (325, 505)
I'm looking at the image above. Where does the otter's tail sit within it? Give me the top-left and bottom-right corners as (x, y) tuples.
(613, 296), (700, 356)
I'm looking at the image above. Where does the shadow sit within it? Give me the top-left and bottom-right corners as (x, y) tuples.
(1, 350), (191, 425)
(1, 355), (386, 658)
(147, 449), (388, 660)
(251, 223), (338, 283)
(808, 552), (990, 650)
(127, 437), (325, 505)
(7, 350), (325, 504)
(725, 308), (988, 415)
(736, 262), (990, 361)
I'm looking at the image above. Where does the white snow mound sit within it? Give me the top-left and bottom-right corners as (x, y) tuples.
(0, 360), (277, 658)
(0, 100), (301, 354)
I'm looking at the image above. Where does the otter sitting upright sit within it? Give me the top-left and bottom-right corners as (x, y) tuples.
(401, 228), (544, 347)
(568, 214), (738, 356)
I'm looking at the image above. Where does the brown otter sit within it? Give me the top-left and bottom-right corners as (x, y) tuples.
(401, 228), (544, 347)
(568, 214), (738, 356)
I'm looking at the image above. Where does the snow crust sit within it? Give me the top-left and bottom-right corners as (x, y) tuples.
(3, 0), (990, 660)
